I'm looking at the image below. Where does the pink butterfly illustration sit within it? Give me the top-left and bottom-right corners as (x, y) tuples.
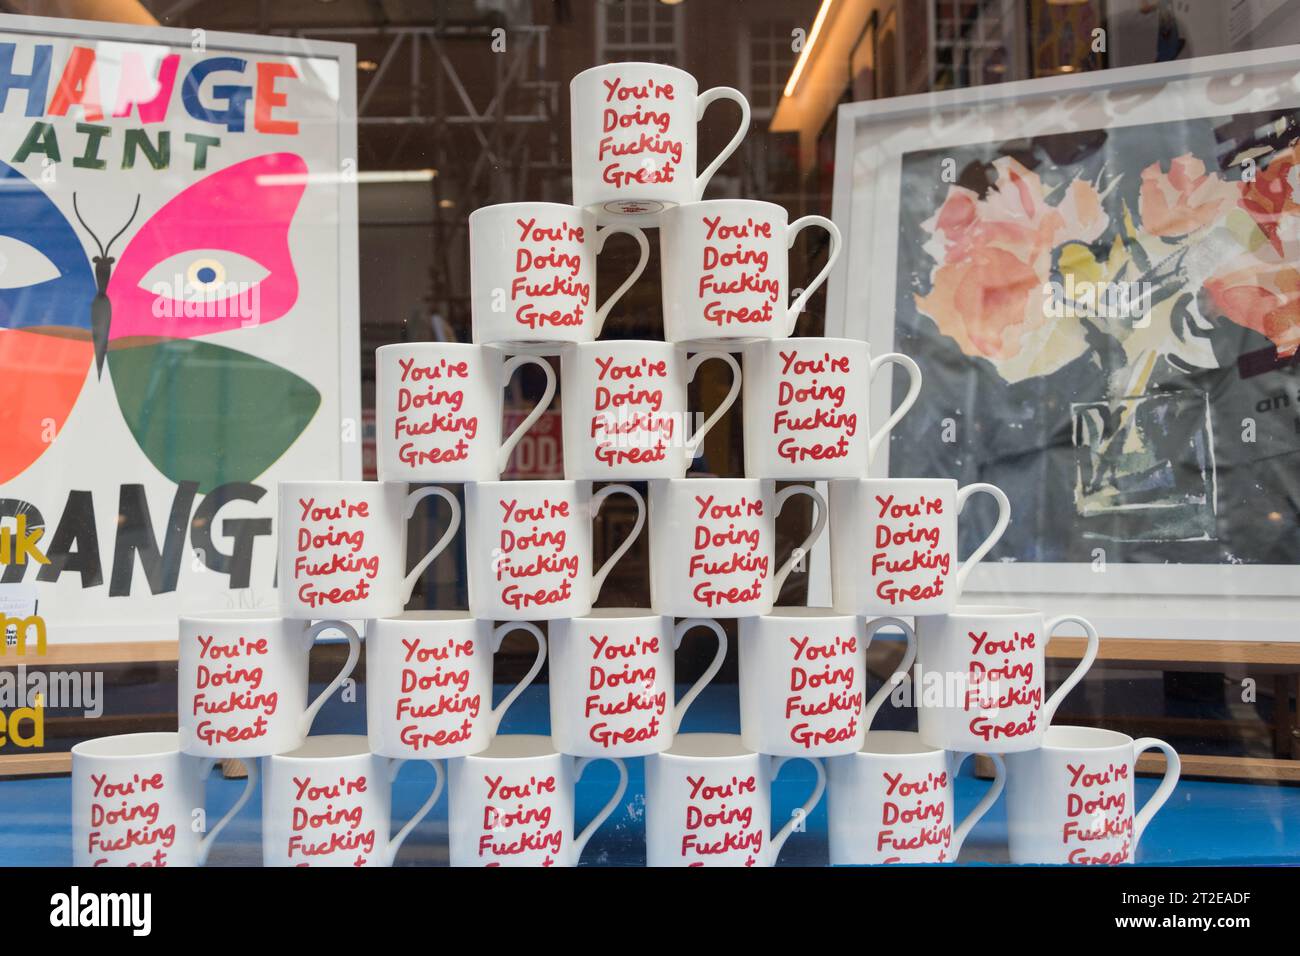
(0, 152), (321, 492)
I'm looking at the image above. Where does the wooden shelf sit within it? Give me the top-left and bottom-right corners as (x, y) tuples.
(0, 753), (70, 776)
(1047, 636), (1300, 667)
(2, 636), (1295, 669)
(0, 641), (178, 667)
(1140, 752), (1300, 782)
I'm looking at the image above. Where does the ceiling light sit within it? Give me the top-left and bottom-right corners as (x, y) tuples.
(255, 169), (439, 186)
(784, 0), (834, 98)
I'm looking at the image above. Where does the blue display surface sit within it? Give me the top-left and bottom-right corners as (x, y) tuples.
(4, 684), (1296, 867)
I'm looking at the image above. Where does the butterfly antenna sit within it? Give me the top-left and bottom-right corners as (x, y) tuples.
(71, 193), (106, 258)
(71, 194), (140, 381)
(103, 196), (142, 256)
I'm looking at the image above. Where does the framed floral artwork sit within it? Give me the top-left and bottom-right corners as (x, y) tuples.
(826, 47), (1300, 640)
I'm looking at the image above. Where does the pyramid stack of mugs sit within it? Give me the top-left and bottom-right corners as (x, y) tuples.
(70, 63), (1180, 868)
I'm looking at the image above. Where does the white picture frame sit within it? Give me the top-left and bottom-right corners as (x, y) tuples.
(0, 14), (361, 644)
(826, 47), (1300, 640)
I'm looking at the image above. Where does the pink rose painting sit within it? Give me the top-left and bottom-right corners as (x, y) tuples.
(892, 118), (1300, 563)
(1138, 154), (1237, 238)
(1205, 255), (1300, 359)
(914, 157), (1107, 383)
(1205, 147), (1300, 358)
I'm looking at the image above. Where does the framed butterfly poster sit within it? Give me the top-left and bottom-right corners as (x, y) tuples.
(826, 47), (1300, 641)
(0, 14), (361, 645)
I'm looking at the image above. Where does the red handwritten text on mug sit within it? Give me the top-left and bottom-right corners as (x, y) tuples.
(396, 635), (480, 752)
(687, 493), (768, 609)
(681, 773), (762, 865)
(771, 349), (856, 466)
(292, 496), (380, 610)
(1062, 760), (1133, 864)
(599, 76), (682, 190)
(589, 354), (674, 468)
(697, 213), (778, 329)
(964, 629), (1042, 744)
(86, 770), (172, 866)
(877, 767), (952, 863)
(584, 630), (665, 749)
(785, 632), (862, 751)
(511, 217), (591, 331)
(477, 773), (564, 864)
(287, 773), (376, 866)
(870, 493), (948, 606)
(391, 356), (476, 470)
(494, 497), (579, 612)
(189, 631), (276, 748)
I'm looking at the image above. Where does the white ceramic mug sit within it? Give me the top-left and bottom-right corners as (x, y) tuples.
(829, 477), (1010, 616)
(278, 480), (462, 620)
(648, 477), (826, 617)
(261, 735), (444, 867)
(906, 607), (1101, 753)
(177, 611), (360, 758)
(71, 732), (257, 867)
(464, 479), (645, 620)
(375, 342), (557, 482)
(738, 609), (917, 757)
(570, 62), (750, 221)
(469, 202), (649, 345)
(560, 340), (741, 479)
(661, 199), (841, 343)
(827, 731), (1005, 865)
(644, 733), (825, 867)
(365, 612), (547, 759)
(1004, 726), (1180, 865)
(548, 610), (728, 757)
(446, 734), (628, 867)
(742, 338), (921, 479)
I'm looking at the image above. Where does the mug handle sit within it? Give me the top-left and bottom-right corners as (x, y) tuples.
(298, 619), (362, 738)
(951, 482), (1011, 595)
(195, 757), (259, 866)
(771, 483), (828, 595)
(1131, 738), (1181, 849)
(693, 86), (751, 200)
(593, 225), (650, 334)
(948, 752), (1005, 860)
(866, 352), (922, 463)
(488, 621), (547, 733)
(670, 618), (728, 733)
(1040, 614), (1100, 728)
(783, 215), (843, 334)
(768, 756), (826, 861)
(401, 485), (463, 604)
(683, 351), (742, 458)
(861, 616), (918, 733)
(385, 758), (445, 866)
(572, 757), (629, 862)
(589, 483), (647, 603)
(496, 355), (558, 475)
